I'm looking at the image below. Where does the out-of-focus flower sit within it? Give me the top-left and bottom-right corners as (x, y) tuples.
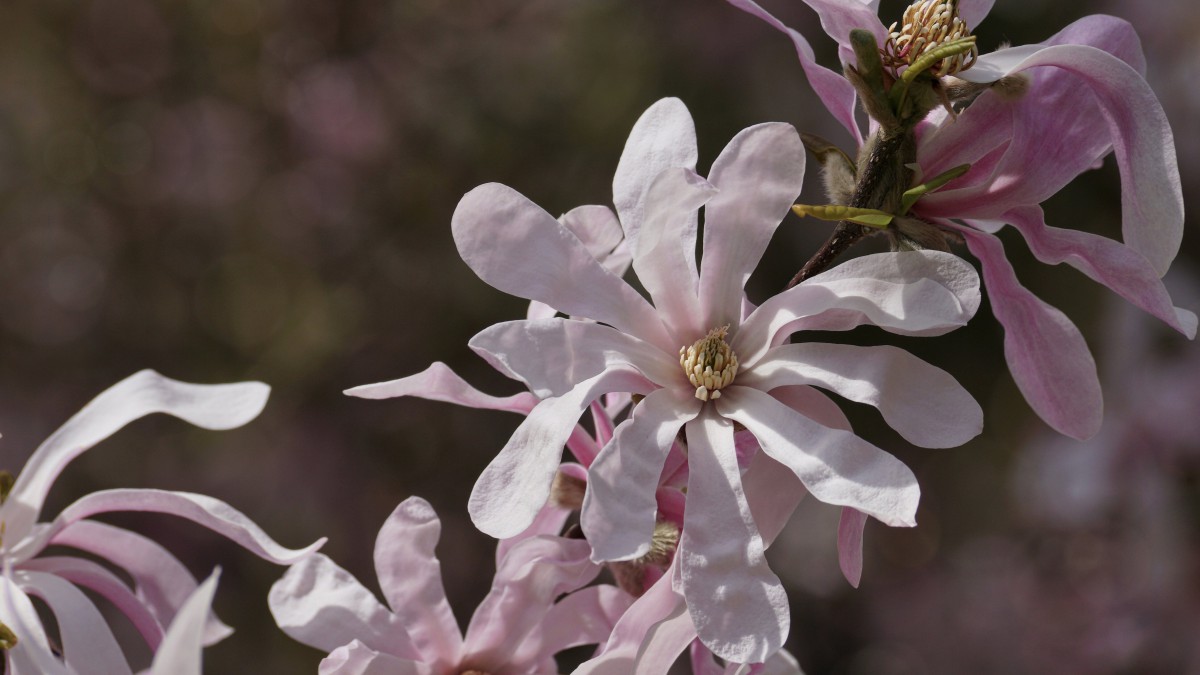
(0, 370), (324, 675)
(434, 97), (982, 662)
(728, 0), (1195, 439)
(269, 496), (632, 674)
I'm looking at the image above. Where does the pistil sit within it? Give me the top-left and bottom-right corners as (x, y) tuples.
(679, 326), (738, 401)
(883, 0), (978, 77)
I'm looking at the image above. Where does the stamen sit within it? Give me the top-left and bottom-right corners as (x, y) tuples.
(679, 326), (739, 401)
(883, 0), (978, 77)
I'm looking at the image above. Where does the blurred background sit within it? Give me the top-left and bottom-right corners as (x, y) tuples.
(0, 0), (1195, 672)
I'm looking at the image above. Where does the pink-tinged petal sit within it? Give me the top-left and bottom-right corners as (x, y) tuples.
(574, 564), (694, 675)
(769, 385), (850, 431)
(469, 368), (656, 539)
(344, 362), (537, 414)
(717, 386), (919, 526)
(319, 641), (434, 675)
(734, 252), (979, 367)
(739, 343), (984, 448)
(955, 44), (1045, 83)
(740, 447), (807, 548)
(1003, 206), (1196, 337)
(508, 585), (634, 669)
(149, 569), (220, 675)
(591, 400), (617, 448)
(561, 204), (626, 261)
(958, 227), (1102, 439)
(582, 388), (702, 562)
(750, 648), (805, 675)
(494, 462), (584, 565)
(956, 0), (993, 30)
(680, 411), (788, 663)
(19, 556), (164, 651)
(3, 370), (268, 545)
(17, 570), (133, 675)
(470, 318), (678, 398)
(452, 183), (673, 351)
(633, 168), (714, 341)
(700, 123), (806, 329)
(48, 520), (231, 646)
(691, 642), (726, 675)
(724, 0), (862, 143)
(799, 0), (888, 61)
(373, 497), (463, 668)
(461, 536), (599, 670)
(837, 507), (868, 588)
(613, 98), (698, 257)
(48, 489), (325, 565)
(1, 577), (65, 675)
(268, 553), (418, 658)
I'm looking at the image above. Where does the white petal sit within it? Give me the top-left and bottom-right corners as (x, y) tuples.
(17, 570), (133, 675)
(149, 569), (221, 675)
(344, 362), (537, 413)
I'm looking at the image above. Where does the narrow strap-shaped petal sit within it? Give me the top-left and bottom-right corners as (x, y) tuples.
(741, 444), (807, 548)
(957, 227), (1102, 439)
(530, 205), (629, 320)
(837, 508), (868, 588)
(633, 167), (714, 341)
(452, 183), (674, 351)
(613, 98), (698, 254)
(724, 0), (862, 143)
(374, 498), (463, 668)
(470, 318), (678, 398)
(19, 556), (164, 651)
(47, 489), (325, 564)
(734, 251), (979, 367)
(680, 411), (788, 663)
(507, 585), (634, 669)
(461, 536), (599, 670)
(717, 386), (919, 526)
(268, 553), (418, 658)
(739, 343), (984, 448)
(3, 370), (269, 545)
(319, 641), (434, 675)
(582, 387), (702, 562)
(799, 0), (888, 62)
(699, 123), (805, 329)
(1, 576), (67, 675)
(495, 463), (584, 566)
(17, 570), (133, 675)
(344, 362), (538, 413)
(1002, 206), (1196, 337)
(48, 520), (230, 646)
(957, 0), (993, 30)
(149, 569), (220, 675)
(469, 368), (657, 538)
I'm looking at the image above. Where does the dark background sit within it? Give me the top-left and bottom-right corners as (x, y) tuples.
(0, 0), (1195, 672)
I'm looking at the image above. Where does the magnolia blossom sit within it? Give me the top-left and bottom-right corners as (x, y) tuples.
(269, 496), (632, 674)
(728, 0), (1195, 439)
(3, 568), (223, 675)
(447, 99), (983, 661)
(0, 370), (324, 675)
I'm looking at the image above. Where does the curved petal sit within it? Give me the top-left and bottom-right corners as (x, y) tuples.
(48, 520), (230, 646)
(469, 318), (678, 398)
(374, 498), (463, 668)
(319, 640), (434, 675)
(836, 507), (868, 588)
(461, 536), (599, 670)
(469, 368), (657, 539)
(495, 463), (584, 565)
(957, 0), (993, 30)
(344, 362), (538, 413)
(717, 386), (919, 526)
(452, 183), (673, 351)
(699, 123), (806, 329)
(3, 370), (269, 545)
(739, 342), (984, 448)
(46, 489), (325, 565)
(17, 570), (133, 675)
(633, 167), (715, 341)
(734, 251), (980, 367)
(613, 98), (699, 258)
(149, 569), (220, 675)
(508, 584), (634, 669)
(268, 553), (418, 658)
(680, 411), (788, 664)
(799, 0), (888, 61)
(560, 204), (626, 261)
(1003, 206), (1195, 337)
(582, 388), (702, 562)
(741, 446), (807, 548)
(724, 0), (863, 143)
(958, 227), (1102, 439)
(1, 577), (66, 675)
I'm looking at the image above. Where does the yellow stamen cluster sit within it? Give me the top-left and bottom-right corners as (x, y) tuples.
(883, 0), (978, 76)
(679, 326), (738, 402)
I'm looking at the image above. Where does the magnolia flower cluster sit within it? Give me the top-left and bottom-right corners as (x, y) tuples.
(1, 1), (1190, 673)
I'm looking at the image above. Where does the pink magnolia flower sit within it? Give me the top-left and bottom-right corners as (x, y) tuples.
(268, 496), (632, 674)
(727, 0), (1196, 439)
(3, 568), (224, 675)
(0, 370), (324, 675)
(446, 99), (983, 661)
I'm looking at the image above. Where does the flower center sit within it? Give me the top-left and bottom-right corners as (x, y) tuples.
(883, 0), (978, 77)
(678, 326), (738, 401)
